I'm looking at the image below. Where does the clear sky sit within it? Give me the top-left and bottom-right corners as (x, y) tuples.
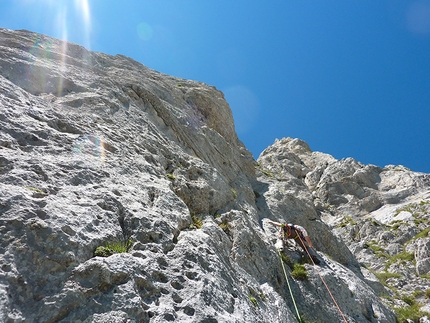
(1, 1), (430, 173)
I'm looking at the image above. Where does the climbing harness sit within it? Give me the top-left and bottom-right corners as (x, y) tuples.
(278, 250), (302, 323)
(296, 234), (349, 323)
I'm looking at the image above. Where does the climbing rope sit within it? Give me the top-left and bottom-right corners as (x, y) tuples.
(296, 235), (349, 323)
(278, 250), (302, 323)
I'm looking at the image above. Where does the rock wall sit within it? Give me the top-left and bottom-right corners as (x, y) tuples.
(258, 137), (430, 322)
(0, 29), (428, 322)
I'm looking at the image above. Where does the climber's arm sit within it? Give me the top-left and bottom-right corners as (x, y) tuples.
(267, 220), (282, 227)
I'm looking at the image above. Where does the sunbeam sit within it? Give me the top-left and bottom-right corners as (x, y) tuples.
(23, 0), (94, 96)
(74, 0), (91, 49)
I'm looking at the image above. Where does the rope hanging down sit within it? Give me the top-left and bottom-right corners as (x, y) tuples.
(296, 235), (349, 323)
(278, 250), (302, 323)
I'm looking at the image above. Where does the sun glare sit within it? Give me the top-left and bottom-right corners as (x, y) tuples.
(21, 0), (94, 96)
(29, 0), (92, 48)
(74, 0), (91, 48)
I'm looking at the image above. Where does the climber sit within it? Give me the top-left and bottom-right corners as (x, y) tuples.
(267, 220), (321, 264)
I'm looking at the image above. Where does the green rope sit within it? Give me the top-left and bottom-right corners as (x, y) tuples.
(278, 250), (302, 323)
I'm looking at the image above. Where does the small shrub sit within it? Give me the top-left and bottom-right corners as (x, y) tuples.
(106, 239), (133, 253)
(191, 215), (203, 229)
(248, 294), (258, 307)
(390, 220), (405, 230)
(24, 186), (47, 198)
(231, 188), (237, 199)
(94, 239), (133, 257)
(371, 219), (381, 226)
(365, 241), (388, 258)
(338, 215), (357, 228)
(219, 222), (229, 233)
(414, 218), (428, 226)
(94, 246), (115, 257)
(425, 289), (430, 299)
(166, 173), (176, 180)
(262, 169), (274, 178)
(291, 263), (308, 280)
(279, 253), (294, 269)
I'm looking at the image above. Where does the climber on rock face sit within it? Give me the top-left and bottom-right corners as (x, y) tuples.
(267, 220), (321, 264)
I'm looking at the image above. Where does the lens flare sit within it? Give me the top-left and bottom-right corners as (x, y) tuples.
(73, 135), (107, 165)
(137, 22), (153, 41)
(22, 1), (93, 96)
(223, 85), (259, 135)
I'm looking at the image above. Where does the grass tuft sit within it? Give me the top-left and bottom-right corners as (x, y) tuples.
(231, 188), (237, 199)
(337, 215), (357, 228)
(190, 215), (203, 229)
(166, 173), (176, 180)
(94, 239), (133, 257)
(291, 263), (308, 280)
(248, 294), (258, 307)
(394, 301), (430, 323)
(279, 252), (294, 270)
(374, 271), (402, 287)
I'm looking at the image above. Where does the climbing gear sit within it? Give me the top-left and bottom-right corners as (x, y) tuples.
(278, 250), (303, 323)
(281, 225), (319, 263)
(281, 223), (294, 239)
(296, 234), (349, 323)
(274, 220), (348, 321)
(282, 224), (305, 242)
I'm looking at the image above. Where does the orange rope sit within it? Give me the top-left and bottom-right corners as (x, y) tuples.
(297, 234), (349, 323)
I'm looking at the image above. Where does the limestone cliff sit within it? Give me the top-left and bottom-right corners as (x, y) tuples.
(258, 138), (430, 322)
(0, 29), (428, 322)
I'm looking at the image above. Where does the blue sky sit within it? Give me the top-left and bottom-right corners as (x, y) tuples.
(1, 1), (430, 173)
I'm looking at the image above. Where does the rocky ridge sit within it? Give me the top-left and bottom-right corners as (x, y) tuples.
(0, 28), (429, 322)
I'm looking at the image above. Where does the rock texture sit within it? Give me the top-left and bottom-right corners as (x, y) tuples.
(0, 28), (428, 322)
(258, 137), (430, 322)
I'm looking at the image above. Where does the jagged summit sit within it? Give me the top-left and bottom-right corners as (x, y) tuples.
(1, 28), (429, 322)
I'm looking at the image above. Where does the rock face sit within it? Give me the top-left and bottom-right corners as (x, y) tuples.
(258, 137), (430, 322)
(0, 28), (428, 322)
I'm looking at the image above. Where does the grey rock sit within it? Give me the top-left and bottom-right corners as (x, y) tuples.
(256, 135), (430, 322)
(420, 316), (430, 323)
(0, 28), (428, 323)
(416, 238), (430, 275)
